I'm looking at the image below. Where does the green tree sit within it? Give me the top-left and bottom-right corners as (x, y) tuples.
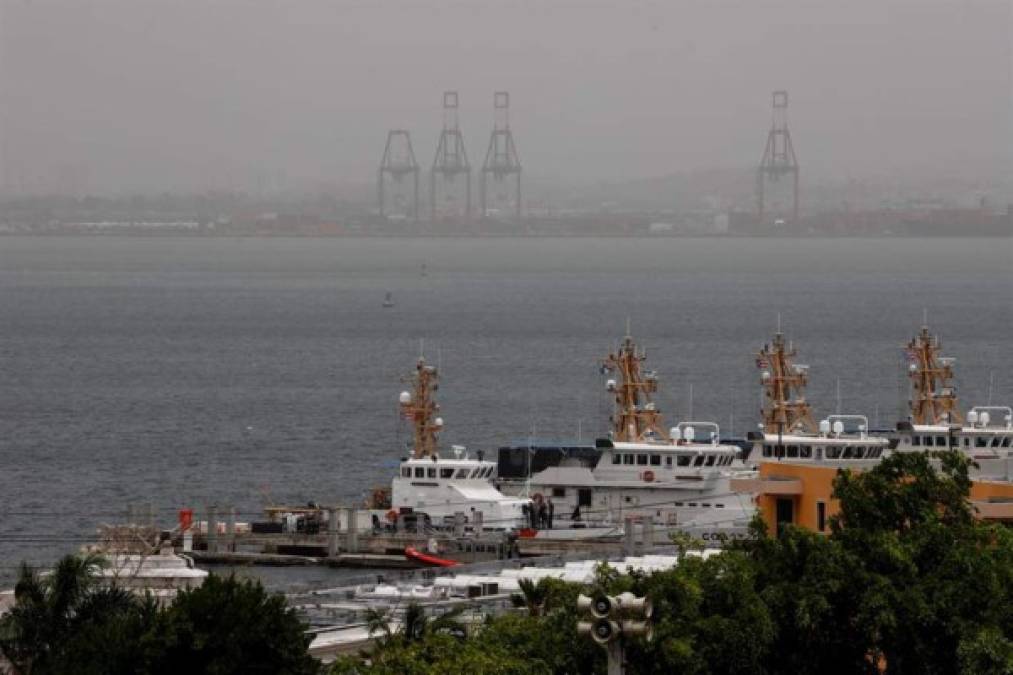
(0, 553), (154, 675)
(144, 574), (319, 675)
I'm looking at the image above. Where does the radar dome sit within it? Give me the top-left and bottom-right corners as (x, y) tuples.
(434, 417), (444, 428)
(832, 420), (844, 435)
(968, 410), (979, 425)
(683, 426), (695, 441)
(980, 411), (991, 427)
(399, 391), (411, 404)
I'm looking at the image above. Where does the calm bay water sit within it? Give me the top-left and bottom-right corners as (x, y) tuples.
(0, 235), (1010, 583)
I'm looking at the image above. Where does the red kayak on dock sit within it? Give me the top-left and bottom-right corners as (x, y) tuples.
(404, 546), (460, 567)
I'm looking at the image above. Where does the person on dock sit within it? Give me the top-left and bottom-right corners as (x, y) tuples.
(537, 500), (548, 530)
(546, 498), (554, 529)
(571, 504), (581, 523)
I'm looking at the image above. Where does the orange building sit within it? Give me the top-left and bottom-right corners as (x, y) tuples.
(732, 460), (1013, 534)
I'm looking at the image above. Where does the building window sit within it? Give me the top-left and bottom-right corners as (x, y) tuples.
(578, 489), (592, 507)
(552, 487), (566, 498)
(816, 501), (827, 532)
(776, 498), (794, 534)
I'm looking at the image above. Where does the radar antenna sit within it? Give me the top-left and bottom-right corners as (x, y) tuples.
(602, 331), (668, 442)
(399, 357), (442, 458)
(756, 331), (817, 434)
(905, 324), (962, 425)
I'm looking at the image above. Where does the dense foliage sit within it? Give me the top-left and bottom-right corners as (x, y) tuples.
(0, 566), (317, 675)
(4, 450), (1012, 674)
(330, 450), (1013, 675)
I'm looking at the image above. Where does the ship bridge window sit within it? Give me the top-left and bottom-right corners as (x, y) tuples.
(623, 454), (634, 465)
(650, 455), (661, 466)
(963, 437), (970, 447)
(440, 468), (454, 479)
(801, 445), (813, 459)
(705, 455), (716, 466)
(977, 437), (988, 448)
(936, 436), (947, 447)
(427, 467), (437, 478)
(693, 456), (704, 467)
(912, 436), (921, 446)
(1002, 437), (1011, 448)
(677, 455), (690, 467)
(826, 447), (841, 460)
(636, 454), (648, 466)
(665, 456), (673, 467)
(552, 487), (566, 498)
(470, 469), (482, 478)
(455, 469), (470, 479)
(763, 444), (773, 458)
(787, 445), (799, 459)
(402, 467), (411, 478)
(991, 437), (1002, 448)
(923, 436), (934, 447)
(612, 454), (621, 465)
(414, 467), (426, 478)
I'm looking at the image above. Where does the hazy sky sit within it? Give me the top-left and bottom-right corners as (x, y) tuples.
(1, 0), (1010, 194)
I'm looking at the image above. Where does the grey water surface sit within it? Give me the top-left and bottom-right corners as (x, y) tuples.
(0, 236), (1010, 584)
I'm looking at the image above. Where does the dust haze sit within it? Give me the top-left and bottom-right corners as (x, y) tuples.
(1, 0), (1010, 197)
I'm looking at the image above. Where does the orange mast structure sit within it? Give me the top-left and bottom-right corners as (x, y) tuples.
(756, 332), (817, 434)
(905, 325), (962, 425)
(399, 357), (443, 458)
(603, 331), (669, 442)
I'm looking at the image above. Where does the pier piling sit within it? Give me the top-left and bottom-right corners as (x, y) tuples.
(207, 505), (218, 554)
(327, 507), (339, 557)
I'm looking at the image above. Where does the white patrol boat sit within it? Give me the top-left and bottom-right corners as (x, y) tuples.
(527, 422), (754, 530)
(515, 331), (755, 534)
(392, 447), (530, 530)
(749, 330), (894, 465)
(377, 357), (530, 531)
(891, 324), (1013, 478)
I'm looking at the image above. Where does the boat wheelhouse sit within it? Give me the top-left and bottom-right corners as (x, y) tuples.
(749, 414), (893, 465)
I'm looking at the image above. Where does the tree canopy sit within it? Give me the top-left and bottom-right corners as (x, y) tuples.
(331, 450), (1013, 675)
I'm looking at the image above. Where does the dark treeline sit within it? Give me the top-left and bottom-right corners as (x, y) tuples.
(3, 450), (1012, 674)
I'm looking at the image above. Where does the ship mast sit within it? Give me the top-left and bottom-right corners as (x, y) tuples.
(905, 325), (962, 425)
(603, 331), (668, 442)
(756, 332), (817, 434)
(399, 357), (443, 458)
